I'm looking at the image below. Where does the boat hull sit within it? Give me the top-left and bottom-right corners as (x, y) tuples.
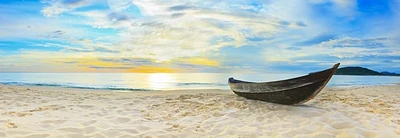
(228, 63), (340, 105)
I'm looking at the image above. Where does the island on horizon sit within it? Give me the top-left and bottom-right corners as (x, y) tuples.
(334, 66), (400, 76)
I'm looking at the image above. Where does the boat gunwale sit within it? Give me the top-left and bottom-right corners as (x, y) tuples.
(231, 78), (327, 94)
(228, 63), (340, 85)
(297, 63), (340, 104)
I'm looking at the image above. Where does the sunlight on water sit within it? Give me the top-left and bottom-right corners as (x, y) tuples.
(148, 73), (176, 90)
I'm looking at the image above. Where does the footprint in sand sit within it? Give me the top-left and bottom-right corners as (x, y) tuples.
(332, 122), (355, 129)
(39, 124), (53, 129)
(136, 125), (151, 132)
(110, 129), (139, 134)
(112, 117), (131, 123)
(361, 130), (377, 137)
(100, 130), (123, 137)
(78, 105), (95, 109)
(29, 105), (65, 112)
(5, 121), (18, 129)
(105, 116), (115, 120)
(115, 97), (130, 100)
(24, 134), (50, 138)
(95, 122), (112, 129)
(40, 120), (67, 124)
(65, 134), (85, 138)
(90, 112), (106, 117)
(80, 120), (97, 126)
(311, 132), (335, 138)
(3, 111), (33, 117)
(57, 127), (83, 133)
(118, 135), (140, 138)
(255, 116), (265, 122)
(89, 133), (107, 138)
(40, 100), (48, 103)
(123, 102), (138, 107)
(0, 120), (7, 123)
(83, 126), (98, 134)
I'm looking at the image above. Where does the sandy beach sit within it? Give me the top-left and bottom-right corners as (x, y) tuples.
(0, 84), (399, 138)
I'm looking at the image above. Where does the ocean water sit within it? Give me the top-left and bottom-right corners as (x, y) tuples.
(0, 73), (399, 91)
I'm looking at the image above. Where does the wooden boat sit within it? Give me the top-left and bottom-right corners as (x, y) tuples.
(228, 63), (340, 105)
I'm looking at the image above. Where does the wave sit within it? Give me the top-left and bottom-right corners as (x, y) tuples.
(176, 82), (226, 86)
(0, 82), (156, 91)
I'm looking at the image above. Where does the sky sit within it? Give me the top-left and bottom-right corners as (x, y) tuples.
(0, 0), (399, 73)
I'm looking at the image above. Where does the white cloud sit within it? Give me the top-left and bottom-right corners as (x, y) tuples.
(69, 0), (286, 62)
(330, 0), (358, 18)
(37, 0), (387, 64)
(108, 0), (132, 12)
(262, 0), (330, 38)
(323, 38), (398, 56)
(265, 37), (399, 62)
(0, 14), (89, 40)
(2, 0), (397, 72)
(32, 43), (69, 48)
(308, 0), (358, 18)
(41, 0), (94, 17)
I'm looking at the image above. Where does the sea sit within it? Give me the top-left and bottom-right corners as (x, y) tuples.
(0, 73), (399, 91)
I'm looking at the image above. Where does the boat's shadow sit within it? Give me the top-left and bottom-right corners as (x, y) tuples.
(292, 104), (323, 109)
(235, 96), (323, 110)
(236, 98), (327, 115)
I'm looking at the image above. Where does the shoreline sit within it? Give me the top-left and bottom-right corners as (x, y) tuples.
(1, 83), (399, 93)
(0, 84), (230, 95)
(1, 84), (399, 137)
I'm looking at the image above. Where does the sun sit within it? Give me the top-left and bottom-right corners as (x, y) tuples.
(148, 73), (176, 90)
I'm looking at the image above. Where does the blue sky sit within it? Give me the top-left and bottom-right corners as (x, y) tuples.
(0, 0), (399, 73)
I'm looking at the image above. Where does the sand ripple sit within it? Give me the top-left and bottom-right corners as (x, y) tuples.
(0, 85), (399, 137)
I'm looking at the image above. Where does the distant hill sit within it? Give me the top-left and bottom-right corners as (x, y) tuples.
(380, 71), (399, 76)
(334, 67), (399, 76)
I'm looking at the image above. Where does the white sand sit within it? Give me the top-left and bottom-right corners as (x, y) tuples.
(0, 84), (399, 138)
